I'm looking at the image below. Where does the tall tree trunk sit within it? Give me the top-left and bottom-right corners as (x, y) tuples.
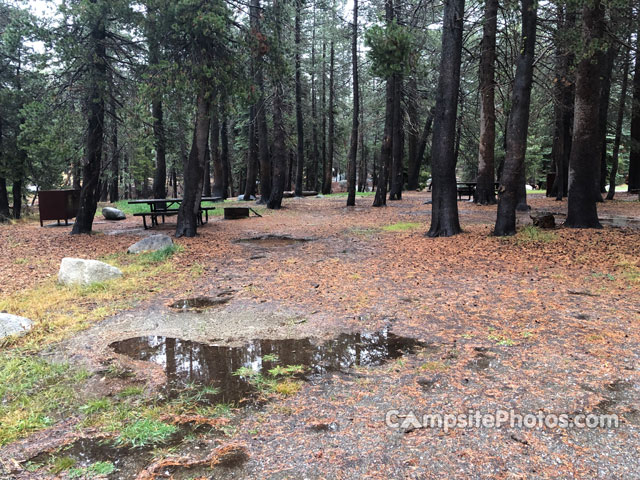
(358, 97), (367, 192)
(150, 40), (166, 200)
(565, 0), (605, 228)
(322, 42), (335, 195)
(309, 5), (319, 192)
(406, 77), (420, 190)
(389, 73), (403, 200)
(494, 0), (537, 236)
(346, 0), (359, 206)
(221, 111), (231, 198)
(475, 0), (498, 205)
(109, 94), (119, 202)
(628, 32), (640, 194)
(268, 83), (287, 208)
(176, 90), (210, 237)
(596, 45), (617, 200)
(72, 12), (107, 235)
(294, 0), (305, 196)
(427, 0), (465, 236)
(414, 107), (435, 177)
(211, 104), (224, 198)
(373, 0), (395, 207)
(203, 143), (212, 197)
(12, 179), (22, 220)
(243, 105), (258, 200)
(321, 40), (327, 194)
(550, 5), (575, 201)
(607, 44), (630, 200)
(0, 115), (9, 222)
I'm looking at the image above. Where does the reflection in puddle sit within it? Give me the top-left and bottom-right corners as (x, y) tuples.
(169, 296), (230, 312)
(110, 330), (424, 404)
(235, 235), (309, 247)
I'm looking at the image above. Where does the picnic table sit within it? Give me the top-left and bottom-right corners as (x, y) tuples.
(128, 197), (223, 229)
(456, 182), (500, 200)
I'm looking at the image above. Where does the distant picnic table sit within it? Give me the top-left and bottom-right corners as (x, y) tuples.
(128, 197), (223, 229)
(456, 182), (500, 200)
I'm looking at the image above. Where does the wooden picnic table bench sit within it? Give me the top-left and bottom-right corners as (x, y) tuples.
(128, 197), (223, 229)
(456, 182), (500, 200)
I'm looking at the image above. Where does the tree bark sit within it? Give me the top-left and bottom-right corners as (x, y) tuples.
(474, 0), (498, 205)
(628, 32), (640, 193)
(203, 142), (212, 197)
(346, 0), (359, 206)
(243, 105), (258, 200)
(596, 45), (617, 200)
(550, 5), (575, 201)
(565, 0), (605, 228)
(0, 115), (9, 222)
(268, 82), (287, 208)
(150, 36), (166, 200)
(211, 105), (225, 198)
(323, 41), (335, 195)
(176, 90), (210, 237)
(72, 10), (107, 235)
(406, 77), (420, 190)
(389, 73), (404, 200)
(414, 107), (435, 179)
(607, 44), (630, 200)
(294, 0), (305, 196)
(427, 0), (465, 236)
(373, 0), (395, 207)
(221, 111), (231, 198)
(109, 94), (119, 202)
(494, 0), (537, 236)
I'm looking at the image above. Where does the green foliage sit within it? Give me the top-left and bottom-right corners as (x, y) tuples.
(365, 21), (413, 78)
(50, 456), (76, 474)
(115, 418), (177, 448)
(516, 226), (556, 244)
(382, 222), (421, 232)
(68, 461), (116, 479)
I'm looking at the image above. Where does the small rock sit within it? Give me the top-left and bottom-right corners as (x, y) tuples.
(127, 234), (173, 254)
(237, 194), (256, 201)
(58, 258), (122, 287)
(0, 313), (33, 339)
(102, 207), (126, 220)
(417, 375), (441, 391)
(530, 212), (555, 229)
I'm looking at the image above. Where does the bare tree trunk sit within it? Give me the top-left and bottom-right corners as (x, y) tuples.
(475, 0), (498, 205)
(0, 115), (10, 222)
(150, 39), (166, 200)
(427, 0), (465, 236)
(203, 142), (212, 197)
(607, 44), (631, 200)
(72, 12), (107, 234)
(565, 0), (605, 228)
(243, 105), (258, 200)
(309, 5), (319, 192)
(596, 45), (617, 201)
(176, 90), (210, 237)
(321, 40), (327, 194)
(406, 77), (420, 190)
(494, 0), (537, 236)
(109, 94), (119, 202)
(358, 97), (366, 192)
(389, 73), (403, 200)
(294, 0), (305, 196)
(210, 104), (224, 198)
(346, 0), (359, 206)
(221, 112), (231, 198)
(628, 31), (640, 194)
(268, 83), (287, 208)
(323, 41), (335, 195)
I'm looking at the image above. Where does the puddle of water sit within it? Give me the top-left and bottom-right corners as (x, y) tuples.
(599, 216), (640, 229)
(235, 235), (309, 247)
(169, 296), (230, 312)
(110, 329), (424, 404)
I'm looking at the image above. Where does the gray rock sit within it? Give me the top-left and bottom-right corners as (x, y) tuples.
(58, 258), (123, 286)
(0, 313), (33, 339)
(237, 194), (256, 201)
(127, 234), (173, 254)
(102, 207), (126, 220)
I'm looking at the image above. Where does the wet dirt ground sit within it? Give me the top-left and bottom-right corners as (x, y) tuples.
(1, 192), (640, 479)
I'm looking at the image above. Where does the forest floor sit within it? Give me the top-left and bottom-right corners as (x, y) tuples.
(1, 191), (639, 479)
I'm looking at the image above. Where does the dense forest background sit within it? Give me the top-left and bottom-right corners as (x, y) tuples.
(0, 0), (638, 235)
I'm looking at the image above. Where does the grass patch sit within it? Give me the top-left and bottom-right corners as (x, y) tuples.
(233, 364), (306, 397)
(514, 225), (556, 244)
(0, 353), (87, 446)
(326, 191), (376, 198)
(0, 248), (189, 351)
(382, 222), (421, 232)
(68, 461), (116, 479)
(115, 418), (178, 448)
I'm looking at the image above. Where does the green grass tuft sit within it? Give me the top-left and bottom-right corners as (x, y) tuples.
(382, 222), (421, 232)
(515, 225), (556, 244)
(115, 418), (178, 448)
